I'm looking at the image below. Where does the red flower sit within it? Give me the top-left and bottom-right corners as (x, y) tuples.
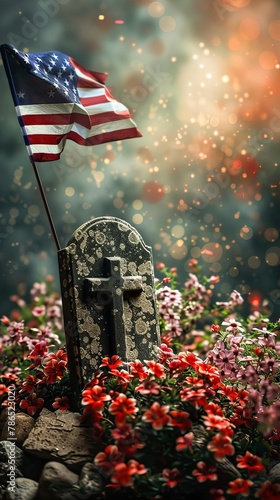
(236, 451), (265, 475)
(109, 369), (132, 384)
(168, 358), (184, 371)
(236, 389), (249, 406)
(83, 371), (106, 390)
(226, 478), (253, 496)
(111, 422), (144, 456)
(175, 432), (193, 451)
(256, 481), (280, 500)
(52, 396), (71, 410)
(101, 355), (123, 370)
(142, 402), (170, 430)
(169, 410), (192, 433)
(202, 414), (232, 431)
(129, 360), (148, 380)
(230, 405), (253, 428)
(43, 358), (67, 384)
(111, 421), (133, 441)
(44, 349), (67, 363)
(109, 394), (138, 423)
(209, 489), (226, 500)
(157, 262), (165, 270)
(94, 445), (124, 474)
(205, 402), (224, 417)
(180, 388), (207, 408)
(192, 461), (217, 482)
(163, 277), (171, 283)
(19, 375), (37, 394)
(1, 315), (10, 325)
(158, 343), (174, 363)
(110, 460), (147, 488)
(185, 376), (204, 388)
(19, 393), (44, 416)
(0, 384), (8, 395)
(218, 384), (239, 402)
(135, 380), (160, 395)
(82, 385), (111, 413)
(178, 351), (199, 370)
(162, 468), (181, 488)
(197, 363), (220, 386)
(160, 334), (173, 347)
(207, 433), (235, 461)
(211, 324), (220, 333)
(145, 360), (166, 378)
(28, 340), (48, 368)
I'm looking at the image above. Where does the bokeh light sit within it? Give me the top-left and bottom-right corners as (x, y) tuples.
(0, 0), (280, 319)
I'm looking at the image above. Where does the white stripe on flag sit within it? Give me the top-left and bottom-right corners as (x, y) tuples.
(25, 118), (139, 141)
(77, 88), (105, 98)
(16, 103), (75, 116)
(16, 101), (128, 118)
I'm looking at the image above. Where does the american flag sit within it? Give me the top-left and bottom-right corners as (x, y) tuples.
(1, 44), (142, 162)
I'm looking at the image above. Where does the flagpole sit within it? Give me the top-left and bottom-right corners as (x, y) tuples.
(30, 159), (61, 251)
(1, 44), (61, 251)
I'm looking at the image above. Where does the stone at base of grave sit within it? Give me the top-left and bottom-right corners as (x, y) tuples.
(22, 409), (98, 472)
(58, 216), (160, 399)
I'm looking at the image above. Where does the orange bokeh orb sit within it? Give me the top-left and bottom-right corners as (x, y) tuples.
(229, 155), (260, 178)
(141, 181), (165, 203)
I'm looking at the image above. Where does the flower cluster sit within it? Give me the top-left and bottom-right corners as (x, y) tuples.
(0, 277), (70, 415)
(0, 271), (279, 499)
(80, 344), (280, 498)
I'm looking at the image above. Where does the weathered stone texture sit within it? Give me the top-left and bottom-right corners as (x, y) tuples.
(58, 216), (160, 399)
(22, 409), (98, 471)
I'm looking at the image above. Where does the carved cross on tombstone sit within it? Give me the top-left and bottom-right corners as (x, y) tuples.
(58, 216), (160, 402)
(85, 256), (143, 364)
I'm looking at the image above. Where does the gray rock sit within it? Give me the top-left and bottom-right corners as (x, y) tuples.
(38, 461), (79, 500)
(5, 477), (38, 500)
(268, 463), (280, 483)
(1, 412), (35, 447)
(78, 462), (104, 498)
(0, 442), (23, 486)
(215, 458), (241, 489)
(21, 452), (47, 482)
(22, 409), (98, 472)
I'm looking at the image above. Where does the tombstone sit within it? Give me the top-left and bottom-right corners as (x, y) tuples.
(58, 216), (160, 401)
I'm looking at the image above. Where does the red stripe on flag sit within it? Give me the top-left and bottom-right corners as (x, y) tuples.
(70, 57), (108, 85)
(32, 152), (61, 162)
(68, 127), (142, 146)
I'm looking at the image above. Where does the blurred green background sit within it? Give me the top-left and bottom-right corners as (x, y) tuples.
(0, 0), (280, 318)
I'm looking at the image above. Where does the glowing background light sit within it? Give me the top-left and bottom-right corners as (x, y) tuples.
(0, 0), (280, 318)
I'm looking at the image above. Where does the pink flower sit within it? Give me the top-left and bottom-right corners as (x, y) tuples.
(31, 305), (46, 317)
